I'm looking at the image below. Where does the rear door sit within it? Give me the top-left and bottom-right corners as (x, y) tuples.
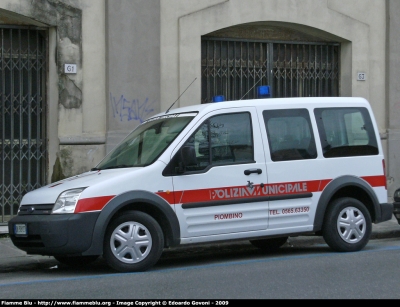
(170, 107), (269, 240)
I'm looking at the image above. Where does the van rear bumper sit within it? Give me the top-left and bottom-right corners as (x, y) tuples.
(376, 202), (394, 223)
(8, 212), (100, 256)
(392, 201), (400, 224)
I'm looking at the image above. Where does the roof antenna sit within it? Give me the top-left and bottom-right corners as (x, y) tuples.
(165, 78), (197, 114)
(240, 78), (264, 100)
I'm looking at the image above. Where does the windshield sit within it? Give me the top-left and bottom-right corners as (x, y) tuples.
(94, 113), (196, 170)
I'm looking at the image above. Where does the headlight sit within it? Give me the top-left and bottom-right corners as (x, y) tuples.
(394, 188), (400, 202)
(52, 188), (86, 214)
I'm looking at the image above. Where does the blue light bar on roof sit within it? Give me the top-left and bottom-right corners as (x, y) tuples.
(257, 85), (271, 98)
(212, 95), (225, 102)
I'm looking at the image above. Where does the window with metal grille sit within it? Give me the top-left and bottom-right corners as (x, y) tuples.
(201, 38), (339, 103)
(0, 27), (47, 223)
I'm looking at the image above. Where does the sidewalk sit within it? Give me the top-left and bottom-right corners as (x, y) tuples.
(1, 216), (400, 272)
(0, 225), (8, 235)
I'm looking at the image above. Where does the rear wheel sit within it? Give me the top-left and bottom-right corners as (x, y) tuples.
(103, 211), (164, 272)
(322, 197), (372, 252)
(249, 236), (288, 251)
(54, 255), (99, 267)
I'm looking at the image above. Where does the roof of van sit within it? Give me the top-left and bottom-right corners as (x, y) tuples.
(150, 96), (370, 119)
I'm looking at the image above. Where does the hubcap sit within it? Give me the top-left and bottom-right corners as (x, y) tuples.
(110, 221), (152, 264)
(337, 206), (366, 243)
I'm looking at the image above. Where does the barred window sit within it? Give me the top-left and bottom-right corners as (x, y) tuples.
(201, 38), (339, 103)
(0, 27), (47, 222)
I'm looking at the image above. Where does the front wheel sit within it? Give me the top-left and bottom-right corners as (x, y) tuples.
(103, 211), (164, 272)
(322, 197), (372, 252)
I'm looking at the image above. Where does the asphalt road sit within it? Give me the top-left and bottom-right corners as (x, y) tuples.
(1, 236), (400, 299)
(1, 216), (400, 299)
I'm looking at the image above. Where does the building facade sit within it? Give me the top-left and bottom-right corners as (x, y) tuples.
(1, 0), (400, 223)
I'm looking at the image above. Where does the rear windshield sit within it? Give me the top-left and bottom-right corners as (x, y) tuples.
(94, 113), (196, 170)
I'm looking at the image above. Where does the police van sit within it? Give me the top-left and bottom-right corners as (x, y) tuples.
(8, 97), (393, 272)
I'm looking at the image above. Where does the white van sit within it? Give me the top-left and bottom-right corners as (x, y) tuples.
(8, 97), (393, 272)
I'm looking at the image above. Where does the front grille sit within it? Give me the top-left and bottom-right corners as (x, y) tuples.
(18, 204), (54, 215)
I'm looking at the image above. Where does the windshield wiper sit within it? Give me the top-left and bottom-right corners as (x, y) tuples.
(104, 164), (133, 170)
(91, 164), (133, 171)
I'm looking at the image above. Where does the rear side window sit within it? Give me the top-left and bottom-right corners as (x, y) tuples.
(263, 109), (317, 162)
(314, 107), (379, 158)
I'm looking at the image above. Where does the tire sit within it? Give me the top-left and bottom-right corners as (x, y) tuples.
(54, 255), (99, 267)
(103, 211), (164, 272)
(249, 236), (288, 251)
(322, 197), (372, 252)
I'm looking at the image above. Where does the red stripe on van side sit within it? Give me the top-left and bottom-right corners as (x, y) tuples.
(76, 176), (386, 211)
(362, 175), (387, 187)
(318, 179), (332, 191)
(156, 176), (386, 205)
(157, 179), (330, 205)
(75, 195), (115, 213)
(156, 191), (176, 204)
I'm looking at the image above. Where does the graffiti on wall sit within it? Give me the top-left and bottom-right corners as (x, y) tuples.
(110, 93), (155, 122)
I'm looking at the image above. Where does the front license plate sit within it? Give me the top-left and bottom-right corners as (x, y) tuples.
(14, 223), (28, 236)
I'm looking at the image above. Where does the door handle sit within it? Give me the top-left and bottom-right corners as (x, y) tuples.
(244, 168), (262, 175)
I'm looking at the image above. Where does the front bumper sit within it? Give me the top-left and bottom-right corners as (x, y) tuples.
(8, 211), (100, 256)
(393, 201), (400, 225)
